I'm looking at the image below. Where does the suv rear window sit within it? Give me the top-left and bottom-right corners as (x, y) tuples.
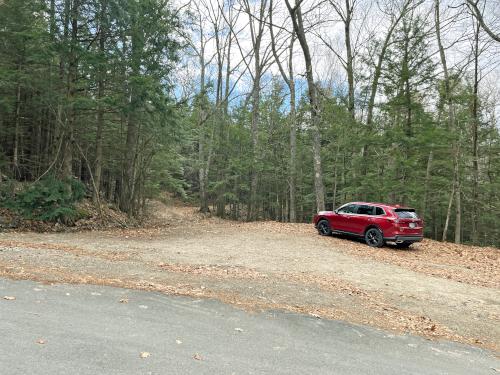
(394, 208), (418, 219)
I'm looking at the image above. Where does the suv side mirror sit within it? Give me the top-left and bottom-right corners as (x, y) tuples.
(334, 209), (339, 214)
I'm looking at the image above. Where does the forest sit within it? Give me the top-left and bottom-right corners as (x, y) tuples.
(0, 0), (499, 247)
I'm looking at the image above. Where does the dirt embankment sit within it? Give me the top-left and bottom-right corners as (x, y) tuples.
(0, 203), (498, 352)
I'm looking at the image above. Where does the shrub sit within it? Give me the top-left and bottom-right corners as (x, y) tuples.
(2, 177), (86, 224)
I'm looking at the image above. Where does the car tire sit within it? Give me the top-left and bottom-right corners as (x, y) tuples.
(317, 219), (332, 236)
(365, 228), (384, 248)
(396, 241), (412, 249)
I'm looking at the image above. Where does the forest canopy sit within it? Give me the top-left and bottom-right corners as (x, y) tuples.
(0, 0), (499, 247)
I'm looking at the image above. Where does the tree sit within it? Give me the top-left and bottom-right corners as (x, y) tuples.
(285, 0), (326, 212)
(269, 0), (297, 221)
(466, 0), (500, 43)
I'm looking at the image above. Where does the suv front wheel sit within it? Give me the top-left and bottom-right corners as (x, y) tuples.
(365, 228), (384, 248)
(317, 219), (332, 236)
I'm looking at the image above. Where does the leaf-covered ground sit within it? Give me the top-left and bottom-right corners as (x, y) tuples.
(0, 203), (498, 352)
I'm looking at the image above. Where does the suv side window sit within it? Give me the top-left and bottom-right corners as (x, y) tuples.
(357, 205), (374, 215)
(338, 204), (358, 214)
(374, 207), (385, 216)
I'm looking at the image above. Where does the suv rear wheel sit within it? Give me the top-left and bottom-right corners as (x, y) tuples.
(365, 228), (384, 248)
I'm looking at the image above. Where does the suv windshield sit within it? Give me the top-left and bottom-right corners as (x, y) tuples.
(394, 208), (418, 219)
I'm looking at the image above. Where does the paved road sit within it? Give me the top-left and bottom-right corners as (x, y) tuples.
(0, 278), (498, 375)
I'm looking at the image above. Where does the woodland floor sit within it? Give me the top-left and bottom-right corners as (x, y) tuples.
(0, 202), (498, 353)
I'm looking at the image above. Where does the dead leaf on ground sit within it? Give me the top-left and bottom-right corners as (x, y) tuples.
(139, 352), (150, 358)
(234, 328), (243, 332)
(176, 339), (182, 344)
(119, 298), (129, 303)
(193, 353), (202, 360)
(3, 296), (16, 300)
(36, 339), (46, 344)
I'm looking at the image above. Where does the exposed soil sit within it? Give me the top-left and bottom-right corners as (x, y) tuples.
(0, 203), (498, 352)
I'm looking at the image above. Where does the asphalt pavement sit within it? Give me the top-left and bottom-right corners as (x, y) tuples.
(0, 278), (498, 374)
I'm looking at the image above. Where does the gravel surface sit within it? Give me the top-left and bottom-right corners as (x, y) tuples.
(0, 205), (498, 352)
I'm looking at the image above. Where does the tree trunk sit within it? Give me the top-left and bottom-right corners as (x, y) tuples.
(289, 76), (297, 222)
(285, 0), (325, 211)
(62, 0), (79, 180)
(421, 150), (433, 221)
(13, 81), (21, 178)
(435, 0), (461, 243)
(246, 0), (266, 221)
(442, 182), (454, 242)
(269, 5), (297, 221)
(120, 19), (141, 214)
(471, 19), (480, 243)
(93, 0), (107, 203)
(344, 0), (355, 119)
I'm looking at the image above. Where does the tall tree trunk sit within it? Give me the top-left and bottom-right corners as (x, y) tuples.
(120, 18), (141, 214)
(344, 0), (355, 119)
(246, 0), (266, 221)
(13, 81), (21, 178)
(197, 19), (210, 214)
(215, 28), (226, 218)
(248, 72), (261, 220)
(93, 0), (107, 203)
(471, 19), (480, 243)
(62, 0), (79, 180)
(454, 163), (461, 244)
(269, 4), (297, 221)
(285, 0), (325, 211)
(288, 73), (297, 222)
(442, 182), (454, 242)
(435, 0), (460, 243)
(421, 150), (433, 221)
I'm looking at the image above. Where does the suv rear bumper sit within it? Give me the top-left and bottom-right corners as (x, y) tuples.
(384, 235), (423, 243)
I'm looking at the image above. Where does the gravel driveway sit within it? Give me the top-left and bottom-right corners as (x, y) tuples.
(0, 207), (498, 352)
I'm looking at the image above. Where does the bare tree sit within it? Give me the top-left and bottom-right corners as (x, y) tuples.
(317, 0), (361, 118)
(285, 0), (326, 212)
(240, 0), (273, 221)
(269, 0), (297, 222)
(187, 0), (248, 214)
(466, 0), (500, 42)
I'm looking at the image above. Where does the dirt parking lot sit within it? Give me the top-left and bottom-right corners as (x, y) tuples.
(0, 206), (498, 352)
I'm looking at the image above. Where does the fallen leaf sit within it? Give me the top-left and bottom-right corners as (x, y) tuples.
(140, 352), (150, 358)
(193, 353), (202, 360)
(36, 339), (46, 344)
(176, 339), (182, 345)
(119, 298), (129, 303)
(3, 296), (15, 300)
(234, 328), (243, 332)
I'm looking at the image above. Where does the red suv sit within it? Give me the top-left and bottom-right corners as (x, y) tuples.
(313, 202), (423, 248)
